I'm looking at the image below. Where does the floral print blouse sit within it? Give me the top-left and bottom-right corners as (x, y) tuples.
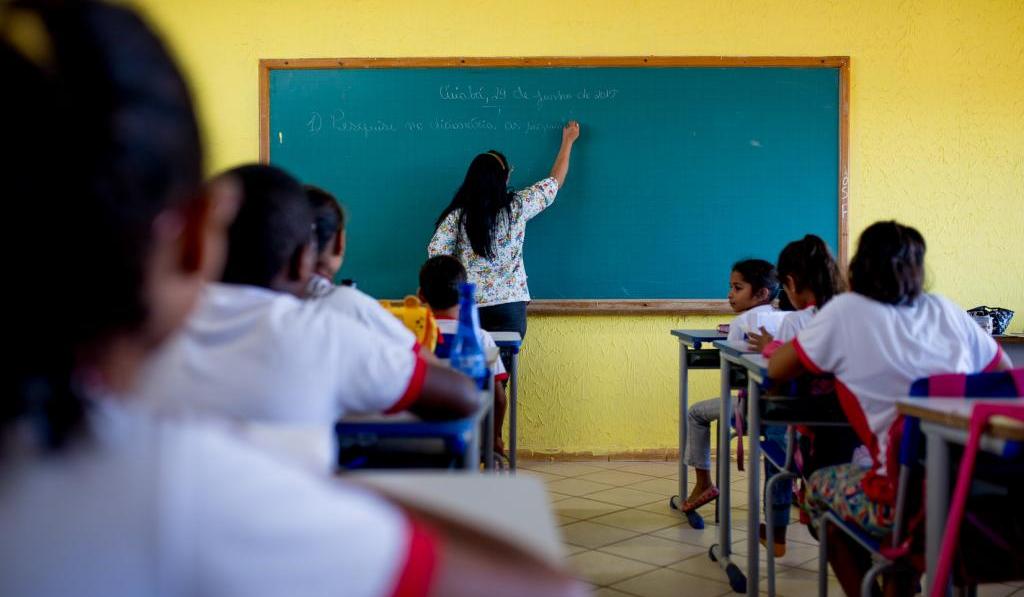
(428, 177), (559, 307)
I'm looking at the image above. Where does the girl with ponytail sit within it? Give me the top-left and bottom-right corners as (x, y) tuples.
(747, 234), (847, 556)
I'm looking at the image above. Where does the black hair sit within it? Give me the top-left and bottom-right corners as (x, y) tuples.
(419, 255), (467, 310)
(776, 235), (846, 308)
(434, 150), (515, 260)
(305, 185), (346, 254)
(731, 259), (780, 302)
(777, 288), (796, 311)
(4, 0), (202, 450)
(848, 221), (926, 306)
(220, 164), (313, 288)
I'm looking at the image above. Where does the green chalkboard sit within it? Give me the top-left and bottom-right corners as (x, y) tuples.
(264, 58), (846, 306)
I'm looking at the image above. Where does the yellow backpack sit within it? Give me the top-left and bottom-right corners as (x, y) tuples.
(379, 295), (439, 352)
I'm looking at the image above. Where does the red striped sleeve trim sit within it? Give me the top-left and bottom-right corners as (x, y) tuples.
(983, 346), (1005, 373)
(386, 349), (428, 414)
(389, 520), (439, 597)
(834, 379), (879, 465)
(495, 372), (510, 383)
(791, 338), (825, 375)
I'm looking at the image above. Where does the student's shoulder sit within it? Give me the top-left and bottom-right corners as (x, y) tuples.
(779, 309), (805, 328)
(266, 289), (375, 346)
(817, 292), (875, 318)
(922, 293), (977, 329)
(330, 285), (382, 309)
(202, 283), (310, 333)
(922, 292), (962, 312)
(206, 281), (300, 308)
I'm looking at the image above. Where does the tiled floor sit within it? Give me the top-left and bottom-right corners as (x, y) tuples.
(520, 459), (1024, 597)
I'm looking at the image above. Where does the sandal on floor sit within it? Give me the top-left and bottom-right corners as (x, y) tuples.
(758, 523), (787, 557)
(681, 486), (719, 512)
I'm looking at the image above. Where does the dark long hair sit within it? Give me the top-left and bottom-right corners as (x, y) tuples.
(776, 235), (846, 308)
(4, 0), (202, 451)
(848, 221), (926, 306)
(434, 150), (515, 260)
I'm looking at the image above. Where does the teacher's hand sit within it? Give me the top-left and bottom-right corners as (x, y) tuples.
(562, 120), (580, 144)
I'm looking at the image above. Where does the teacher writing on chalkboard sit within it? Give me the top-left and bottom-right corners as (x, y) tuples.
(428, 120), (580, 339)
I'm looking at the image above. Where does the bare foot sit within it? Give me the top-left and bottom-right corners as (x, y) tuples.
(685, 482), (715, 504)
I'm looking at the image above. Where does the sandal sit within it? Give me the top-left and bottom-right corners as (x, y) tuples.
(758, 523), (787, 557)
(681, 486), (719, 512)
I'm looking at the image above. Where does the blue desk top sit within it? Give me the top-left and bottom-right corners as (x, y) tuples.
(738, 353), (769, 384)
(713, 339), (755, 359)
(713, 340), (771, 385)
(671, 329), (727, 345)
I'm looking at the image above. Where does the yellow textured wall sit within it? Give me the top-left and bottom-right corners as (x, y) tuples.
(135, 0), (1024, 454)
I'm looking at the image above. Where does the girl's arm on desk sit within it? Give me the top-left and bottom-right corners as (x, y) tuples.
(767, 341), (804, 382)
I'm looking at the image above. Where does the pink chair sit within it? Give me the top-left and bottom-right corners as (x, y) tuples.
(929, 381), (1024, 596)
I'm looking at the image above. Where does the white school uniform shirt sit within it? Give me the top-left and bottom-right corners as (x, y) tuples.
(306, 274), (417, 347)
(775, 305), (818, 342)
(136, 282), (427, 424)
(793, 292), (1003, 484)
(0, 399), (435, 597)
(727, 303), (786, 342)
(435, 316), (509, 382)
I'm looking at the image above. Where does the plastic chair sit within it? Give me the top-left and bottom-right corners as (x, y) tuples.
(814, 369), (1024, 597)
(929, 370), (1024, 595)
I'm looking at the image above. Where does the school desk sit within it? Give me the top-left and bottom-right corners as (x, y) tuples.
(706, 339), (755, 593)
(338, 352), (498, 471)
(352, 472), (565, 565)
(488, 331), (523, 469)
(896, 398), (1024, 596)
(996, 334), (1024, 366)
(668, 329), (727, 526)
(713, 341), (850, 596)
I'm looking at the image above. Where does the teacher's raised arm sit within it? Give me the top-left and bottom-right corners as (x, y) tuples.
(550, 120), (580, 188)
(427, 121), (581, 343)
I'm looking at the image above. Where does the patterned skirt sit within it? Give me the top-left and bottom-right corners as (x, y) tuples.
(804, 463), (895, 538)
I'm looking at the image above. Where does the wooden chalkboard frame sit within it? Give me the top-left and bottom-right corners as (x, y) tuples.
(259, 56), (850, 315)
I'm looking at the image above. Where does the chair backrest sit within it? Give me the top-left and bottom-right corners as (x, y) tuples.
(930, 402), (1024, 596)
(888, 369), (1024, 557)
(909, 369), (1024, 398)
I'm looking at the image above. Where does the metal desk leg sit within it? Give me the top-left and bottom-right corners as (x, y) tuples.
(509, 350), (519, 471)
(483, 385), (494, 471)
(465, 425), (481, 472)
(925, 430), (951, 597)
(670, 341), (690, 514)
(710, 358), (746, 593)
(746, 378), (762, 597)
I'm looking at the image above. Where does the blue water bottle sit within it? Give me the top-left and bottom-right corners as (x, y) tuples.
(450, 282), (488, 389)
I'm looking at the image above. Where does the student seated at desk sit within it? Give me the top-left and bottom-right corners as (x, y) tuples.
(137, 164), (478, 424)
(769, 221), (1013, 596)
(304, 185), (425, 350)
(0, 6), (582, 596)
(419, 256), (510, 458)
(682, 259), (786, 513)
(747, 234), (849, 556)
